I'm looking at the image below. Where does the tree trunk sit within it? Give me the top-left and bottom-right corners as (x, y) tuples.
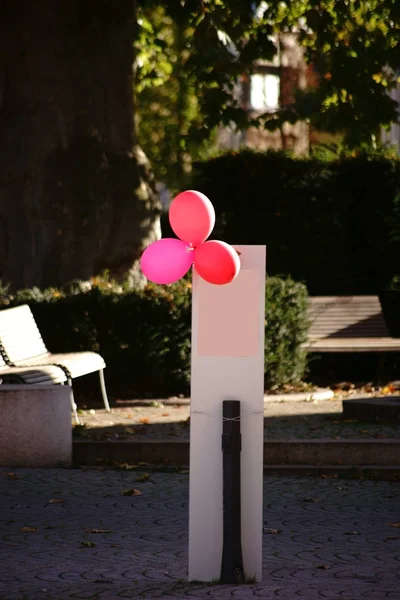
(0, 0), (161, 290)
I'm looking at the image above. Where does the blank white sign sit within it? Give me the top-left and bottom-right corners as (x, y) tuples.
(189, 245), (266, 582)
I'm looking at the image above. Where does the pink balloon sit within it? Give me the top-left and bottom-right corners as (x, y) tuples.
(169, 190), (215, 246)
(141, 238), (194, 284)
(194, 240), (240, 285)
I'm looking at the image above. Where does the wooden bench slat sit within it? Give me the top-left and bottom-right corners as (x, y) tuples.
(304, 296), (400, 352)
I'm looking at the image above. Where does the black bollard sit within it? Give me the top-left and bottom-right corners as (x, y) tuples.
(220, 400), (245, 584)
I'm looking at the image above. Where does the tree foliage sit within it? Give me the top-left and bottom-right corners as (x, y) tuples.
(271, 0), (400, 145)
(135, 1), (277, 189)
(136, 0), (400, 177)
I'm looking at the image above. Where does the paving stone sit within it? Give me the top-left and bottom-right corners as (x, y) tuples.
(0, 470), (399, 599)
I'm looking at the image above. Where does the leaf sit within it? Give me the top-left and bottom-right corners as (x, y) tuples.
(48, 498), (64, 504)
(4, 472), (20, 480)
(139, 417), (150, 425)
(20, 527), (37, 532)
(122, 488), (142, 496)
(124, 427), (136, 434)
(162, 412), (170, 417)
(264, 528), (281, 534)
(85, 529), (112, 534)
(136, 473), (150, 482)
(118, 463), (138, 470)
(389, 522), (400, 528)
(382, 385), (395, 394)
(80, 541), (96, 548)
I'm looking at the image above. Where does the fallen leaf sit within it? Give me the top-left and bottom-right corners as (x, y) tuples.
(85, 529), (112, 534)
(48, 498), (64, 504)
(122, 488), (142, 496)
(382, 385), (394, 394)
(80, 541), (96, 548)
(335, 382), (355, 391)
(389, 522), (400, 528)
(139, 417), (150, 425)
(20, 527), (37, 533)
(136, 473), (150, 482)
(124, 427), (136, 434)
(162, 412), (170, 417)
(264, 528), (281, 534)
(4, 472), (20, 480)
(118, 463), (138, 470)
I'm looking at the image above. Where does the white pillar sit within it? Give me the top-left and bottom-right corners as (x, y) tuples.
(189, 245), (266, 582)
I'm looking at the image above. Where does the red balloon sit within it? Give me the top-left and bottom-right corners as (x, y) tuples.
(194, 240), (240, 285)
(169, 190), (215, 246)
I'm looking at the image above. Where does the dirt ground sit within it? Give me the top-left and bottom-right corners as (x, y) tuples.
(74, 386), (400, 441)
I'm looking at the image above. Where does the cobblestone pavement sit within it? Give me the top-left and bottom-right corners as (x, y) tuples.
(75, 396), (400, 442)
(1, 469), (400, 599)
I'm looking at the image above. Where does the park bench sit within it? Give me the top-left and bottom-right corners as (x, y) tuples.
(0, 354), (67, 384)
(0, 304), (110, 423)
(303, 296), (400, 353)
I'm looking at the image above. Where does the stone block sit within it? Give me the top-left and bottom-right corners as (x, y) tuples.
(0, 384), (72, 467)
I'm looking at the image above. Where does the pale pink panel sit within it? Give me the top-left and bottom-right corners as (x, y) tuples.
(197, 270), (261, 356)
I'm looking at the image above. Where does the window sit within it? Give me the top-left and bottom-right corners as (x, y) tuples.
(250, 73), (280, 111)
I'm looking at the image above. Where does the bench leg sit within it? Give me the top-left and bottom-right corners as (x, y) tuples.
(99, 369), (111, 412)
(374, 354), (387, 386)
(66, 377), (81, 425)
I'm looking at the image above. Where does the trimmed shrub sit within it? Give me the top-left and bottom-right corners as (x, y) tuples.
(265, 276), (309, 389)
(189, 148), (400, 295)
(0, 275), (309, 396)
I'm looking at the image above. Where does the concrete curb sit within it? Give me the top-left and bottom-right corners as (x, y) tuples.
(264, 388), (335, 402)
(73, 438), (400, 468)
(263, 465), (400, 479)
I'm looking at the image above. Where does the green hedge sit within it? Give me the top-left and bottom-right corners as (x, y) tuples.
(189, 148), (400, 295)
(0, 275), (309, 396)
